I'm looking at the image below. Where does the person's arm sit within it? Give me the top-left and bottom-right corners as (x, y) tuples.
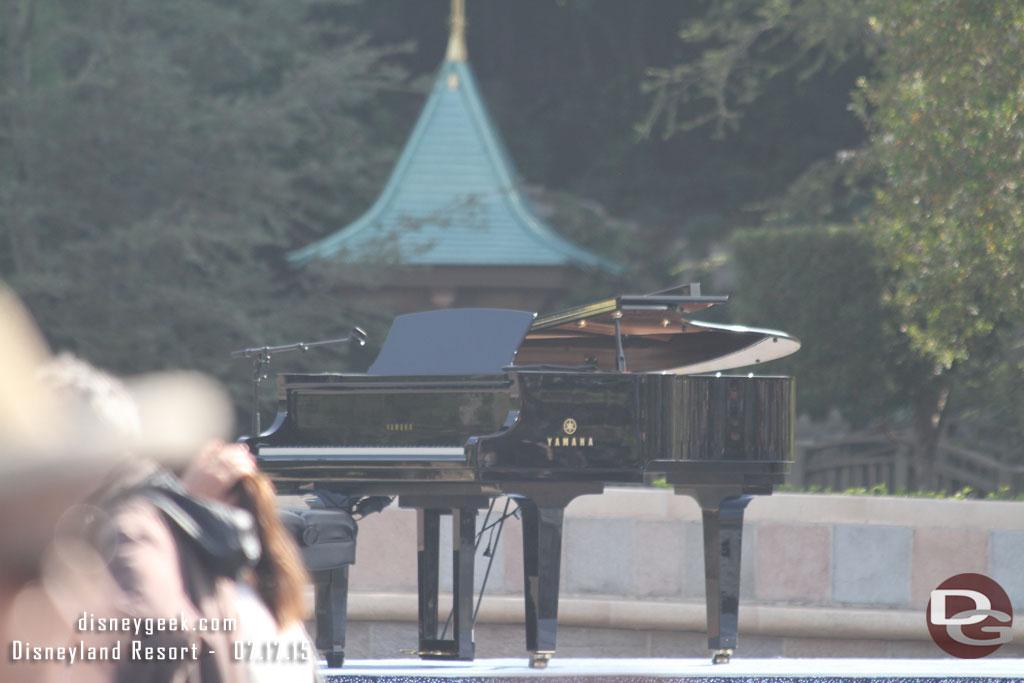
(180, 440), (257, 501)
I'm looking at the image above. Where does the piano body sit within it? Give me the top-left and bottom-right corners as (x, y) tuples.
(251, 290), (799, 667)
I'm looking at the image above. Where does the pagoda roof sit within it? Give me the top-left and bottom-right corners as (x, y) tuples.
(288, 59), (620, 273)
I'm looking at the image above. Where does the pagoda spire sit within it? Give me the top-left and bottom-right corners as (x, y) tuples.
(287, 0), (621, 277)
(445, 0), (467, 62)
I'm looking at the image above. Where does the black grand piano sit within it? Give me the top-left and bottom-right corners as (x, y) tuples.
(250, 288), (799, 667)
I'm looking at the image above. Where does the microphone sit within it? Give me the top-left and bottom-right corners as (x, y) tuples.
(350, 326), (367, 347)
(232, 326), (369, 438)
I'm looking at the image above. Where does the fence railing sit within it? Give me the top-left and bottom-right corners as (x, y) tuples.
(791, 432), (1024, 496)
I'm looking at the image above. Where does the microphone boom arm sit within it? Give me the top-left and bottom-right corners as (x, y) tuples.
(232, 327), (367, 438)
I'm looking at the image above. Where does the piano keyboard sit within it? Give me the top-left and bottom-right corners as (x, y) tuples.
(258, 446), (466, 461)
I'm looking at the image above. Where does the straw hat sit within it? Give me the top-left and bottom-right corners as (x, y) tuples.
(0, 283), (234, 578)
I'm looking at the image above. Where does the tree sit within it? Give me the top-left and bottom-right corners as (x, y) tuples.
(1, 0), (409, 413)
(857, 2), (1024, 369)
(853, 1), (1024, 486)
(639, 0), (871, 140)
(729, 227), (892, 428)
(646, 0), (1024, 488)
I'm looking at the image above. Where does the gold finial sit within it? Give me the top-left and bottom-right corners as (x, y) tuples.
(445, 0), (467, 62)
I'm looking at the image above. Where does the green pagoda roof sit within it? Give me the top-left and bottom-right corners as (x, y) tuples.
(288, 55), (620, 273)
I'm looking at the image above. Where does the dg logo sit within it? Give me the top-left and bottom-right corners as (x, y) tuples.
(927, 573), (1013, 658)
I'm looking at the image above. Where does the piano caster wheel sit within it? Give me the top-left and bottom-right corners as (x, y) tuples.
(325, 651), (345, 668)
(529, 653), (553, 669)
(711, 649), (733, 664)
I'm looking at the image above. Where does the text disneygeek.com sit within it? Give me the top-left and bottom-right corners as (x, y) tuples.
(76, 611), (237, 636)
(6, 611), (240, 665)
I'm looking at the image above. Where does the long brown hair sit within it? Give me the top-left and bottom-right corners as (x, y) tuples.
(231, 474), (309, 628)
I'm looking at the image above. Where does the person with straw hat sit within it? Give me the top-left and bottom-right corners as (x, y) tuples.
(0, 284), (278, 682)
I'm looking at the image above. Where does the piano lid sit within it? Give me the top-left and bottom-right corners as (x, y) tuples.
(368, 308), (536, 376)
(515, 292), (800, 374)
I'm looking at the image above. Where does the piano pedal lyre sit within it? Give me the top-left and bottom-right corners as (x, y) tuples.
(712, 649), (733, 664)
(529, 652), (553, 669)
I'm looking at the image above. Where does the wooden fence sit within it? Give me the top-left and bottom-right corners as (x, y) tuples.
(790, 432), (1024, 496)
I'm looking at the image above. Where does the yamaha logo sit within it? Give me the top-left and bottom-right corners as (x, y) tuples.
(547, 435), (594, 447)
(548, 418), (593, 447)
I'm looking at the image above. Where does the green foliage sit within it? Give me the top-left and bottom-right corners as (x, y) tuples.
(985, 486), (1024, 502)
(647, 0), (1024, 478)
(756, 153), (878, 229)
(640, 0), (871, 139)
(777, 482), (1024, 501)
(661, 479), (1024, 499)
(728, 226), (894, 425)
(856, 1), (1024, 370)
(641, 0), (1024, 376)
(1, 0), (409, 418)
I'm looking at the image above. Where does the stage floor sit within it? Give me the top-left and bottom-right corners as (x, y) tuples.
(323, 657), (1024, 682)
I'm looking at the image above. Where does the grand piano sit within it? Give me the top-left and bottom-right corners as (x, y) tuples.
(250, 287), (799, 667)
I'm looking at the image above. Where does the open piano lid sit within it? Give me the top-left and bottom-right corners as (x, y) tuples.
(515, 290), (800, 374)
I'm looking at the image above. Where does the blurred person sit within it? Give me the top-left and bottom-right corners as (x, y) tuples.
(187, 443), (309, 629)
(115, 434), (318, 682)
(230, 473), (310, 632)
(0, 286), (123, 683)
(0, 282), (264, 682)
(188, 443), (318, 683)
(41, 356), (260, 683)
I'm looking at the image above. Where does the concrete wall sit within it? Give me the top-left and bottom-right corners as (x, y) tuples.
(335, 490), (1024, 659)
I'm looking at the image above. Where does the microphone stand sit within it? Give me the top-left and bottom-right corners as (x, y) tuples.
(231, 327), (367, 438)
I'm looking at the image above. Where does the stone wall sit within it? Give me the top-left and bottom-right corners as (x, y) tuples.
(335, 490), (1024, 659)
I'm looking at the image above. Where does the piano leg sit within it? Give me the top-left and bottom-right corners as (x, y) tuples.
(696, 491), (753, 664)
(414, 505), (478, 661)
(507, 484), (600, 669)
(416, 508), (441, 651)
(516, 499), (564, 669)
(313, 566), (349, 668)
(452, 506), (477, 660)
